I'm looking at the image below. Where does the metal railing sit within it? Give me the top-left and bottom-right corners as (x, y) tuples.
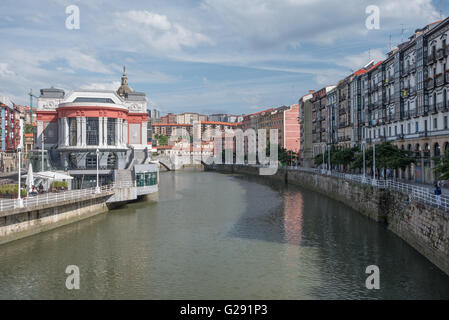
(235, 163), (449, 212)
(286, 166), (449, 212)
(0, 180), (137, 212)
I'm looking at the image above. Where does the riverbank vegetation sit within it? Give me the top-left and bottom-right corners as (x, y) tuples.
(314, 142), (415, 175)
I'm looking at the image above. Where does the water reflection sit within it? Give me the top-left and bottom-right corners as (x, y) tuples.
(0, 171), (448, 299)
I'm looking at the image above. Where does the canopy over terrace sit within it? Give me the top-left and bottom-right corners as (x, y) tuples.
(22, 171), (73, 191)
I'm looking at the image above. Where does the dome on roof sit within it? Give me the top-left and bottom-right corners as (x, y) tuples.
(117, 66), (134, 98)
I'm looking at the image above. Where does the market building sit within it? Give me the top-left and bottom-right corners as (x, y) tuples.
(34, 68), (157, 190)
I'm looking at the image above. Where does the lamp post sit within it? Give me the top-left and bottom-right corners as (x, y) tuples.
(96, 148), (100, 193)
(327, 144), (331, 174)
(295, 148), (298, 168)
(362, 142), (366, 178)
(373, 143), (376, 182)
(322, 144), (325, 173)
(17, 147), (23, 208)
(41, 128), (45, 172)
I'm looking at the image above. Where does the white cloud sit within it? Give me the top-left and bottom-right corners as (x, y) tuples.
(0, 63), (14, 77)
(200, 0), (439, 48)
(336, 49), (386, 70)
(114, 10), (214, 53)
(80, 81), (121, 91)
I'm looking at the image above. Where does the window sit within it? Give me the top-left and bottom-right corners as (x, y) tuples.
(434, 118), (438, 130)
(394, 126), (397, 136)
(69, 118), (77, 146)
(408, 123), (411, 134)
(86, 118), (99, 146)
(107, 153), (116, 169)
(86, 153), (97, 169)
(389, 127), (392, 136)
(416, 121), (419, 133)
(107, 118), (116, 146)
(445, 116), (448, 129)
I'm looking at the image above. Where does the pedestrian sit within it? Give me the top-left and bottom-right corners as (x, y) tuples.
(434, 184), (442, 206)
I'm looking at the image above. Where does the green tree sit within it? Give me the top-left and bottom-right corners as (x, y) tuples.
(352, 142), (414, 175)
(25, 124), (34, 134)
(155, 134), (169, 146)
(263, 143), (289, 166)
(434, 150), (449, 180)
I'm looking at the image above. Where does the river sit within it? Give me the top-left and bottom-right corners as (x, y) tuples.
(0, 171), (448, 299)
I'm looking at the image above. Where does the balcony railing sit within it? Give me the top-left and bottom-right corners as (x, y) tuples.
(437, 48), (445, 60)
(427, 52), (436, 64)
(425, 79), (435, 90)
(435, 74), (445, 87)
(437, 102), (446, 112)
(429, 104), (438, 114)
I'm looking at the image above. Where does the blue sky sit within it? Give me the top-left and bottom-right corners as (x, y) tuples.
(0, 0), (444, 115)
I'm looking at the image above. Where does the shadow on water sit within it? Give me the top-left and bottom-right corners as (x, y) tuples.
(226, 173), (449, 299)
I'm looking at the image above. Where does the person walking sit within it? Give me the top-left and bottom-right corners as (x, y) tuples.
(434, 184), (442, 206)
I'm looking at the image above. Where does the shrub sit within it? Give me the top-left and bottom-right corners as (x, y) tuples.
(0, 184), (27, 197)
(50, 181), (68, 189)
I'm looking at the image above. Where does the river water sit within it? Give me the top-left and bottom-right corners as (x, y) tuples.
(0, 171), (448, 299)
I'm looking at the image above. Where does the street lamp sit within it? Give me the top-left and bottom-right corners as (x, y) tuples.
(96, 148), (100, 193)
(17, 146), (23, 208)
(373, 143), (376, 182)
(327, 144), (331, 174)
(362, 142), (366, 178)
(41, 128), (45, 172)
(322, 144), (325, 173)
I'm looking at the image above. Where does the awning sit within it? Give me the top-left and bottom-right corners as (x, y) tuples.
(22, 171), (73, 180)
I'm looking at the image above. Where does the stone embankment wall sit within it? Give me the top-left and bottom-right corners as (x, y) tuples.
(208, 164), (449, 276)
(0, 192), (113, 245)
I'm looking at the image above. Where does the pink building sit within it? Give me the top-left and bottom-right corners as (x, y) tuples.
(283, 104), (300, 153)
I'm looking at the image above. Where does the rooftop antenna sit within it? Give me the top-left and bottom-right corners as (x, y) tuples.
(400, 24), (406, 43)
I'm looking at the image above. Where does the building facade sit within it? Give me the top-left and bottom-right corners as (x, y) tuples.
(34, 69), (156, 189)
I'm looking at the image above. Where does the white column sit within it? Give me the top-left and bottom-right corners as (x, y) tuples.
(81, 117), (86, 147)
(118, 119), (123, 146)
(103, 117), (108, 146)
(76, 117), (81, 146)
(142, 121), (147, 146)
(115, 118), (120, 147)
(37, 120), (44, 149)
(123, 120), (128, 145)
(64, 117), (69, 146)
(98, 117), (105, 146)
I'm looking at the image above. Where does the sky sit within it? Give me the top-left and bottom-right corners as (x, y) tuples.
(0, 0), (445, 115)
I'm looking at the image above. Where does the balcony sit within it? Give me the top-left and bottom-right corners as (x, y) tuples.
(397, 133), (405, 140)
(402, 89), (409, 98)
(339, 108), (346, 115)
(437, 102), (446, 112)
(429, 104), (438, 114)
(403, 110), (411, 119)
(409, 86), (416, 95)
(437, 48), (445, 60)
(427, 52), (436, 65)
(435, 73), (445, 87)
(402, 67), (409, 76)
(425, 78), (435, 90)
(419, 131), (429, 138)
